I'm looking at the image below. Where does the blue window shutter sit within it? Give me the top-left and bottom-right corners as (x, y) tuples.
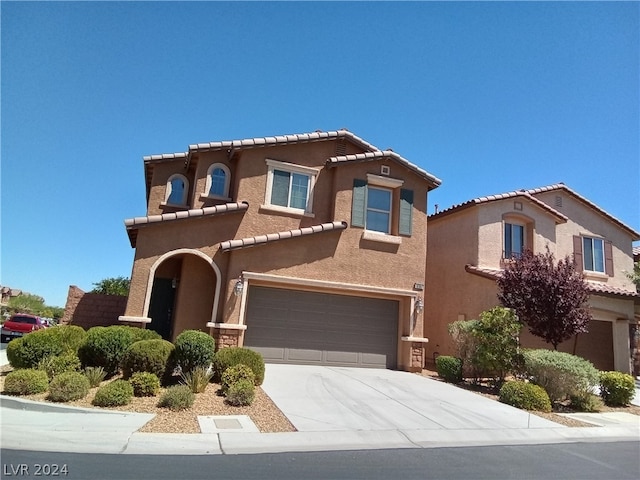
(351, 179), (367, 228)
(399, 188), (414, 236)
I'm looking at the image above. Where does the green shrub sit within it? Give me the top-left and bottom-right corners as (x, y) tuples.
(6, 326), (87, 370)
(213, 347), (265, 385)
(157, 385), (195, 411)
(54, 325), (87, 353)
(130, 372), (160, 397)
(599, 371), (636, 407)
(221, 364), (255, 394)
(79, 326), (146, 376)
(435, 356), (463, 383)
(523, 349), (599, 402)
(499, 381), (552, 412)
(225, 379), (256, 406)
(92, 379), (134, 407)
(129, 328), (161, 343)
(173, 330), (215, 373)
(181, 366), (213, 394)
(83, 366), (106, 388)
(120, 339), (174, 380)
(38, 352), (81, 380)
(569, 391), (603, 412)
(47, 372), (90, 402)
(449, 307), (523, 384)
(4, 368), (49, 395)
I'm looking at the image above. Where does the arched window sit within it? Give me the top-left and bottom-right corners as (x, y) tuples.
(205, 164), (231, 199)
(165, 174), (189, 206)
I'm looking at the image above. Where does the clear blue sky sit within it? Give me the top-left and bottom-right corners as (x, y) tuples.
(2, 2), (638, 308)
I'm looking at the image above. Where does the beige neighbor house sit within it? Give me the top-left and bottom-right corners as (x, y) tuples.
(424, 184), (640, 374)
(120, 130), (441, 372)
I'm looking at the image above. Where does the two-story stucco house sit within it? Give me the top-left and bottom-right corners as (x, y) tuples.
(119, 130), (441, 372)
(424, 184), (640, 374)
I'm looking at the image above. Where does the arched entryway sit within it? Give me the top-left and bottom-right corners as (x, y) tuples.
(145, 249), (221, 341)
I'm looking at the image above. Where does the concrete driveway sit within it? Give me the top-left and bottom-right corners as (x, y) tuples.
(261, 364), (562, 432)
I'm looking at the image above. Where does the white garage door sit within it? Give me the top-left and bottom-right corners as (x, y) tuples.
(243, 286), (399, 368)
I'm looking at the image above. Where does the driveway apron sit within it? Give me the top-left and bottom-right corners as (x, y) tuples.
(261, 364), (561, 432)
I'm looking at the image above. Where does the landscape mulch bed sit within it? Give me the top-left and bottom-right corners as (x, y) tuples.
(2, 364), (638, 433)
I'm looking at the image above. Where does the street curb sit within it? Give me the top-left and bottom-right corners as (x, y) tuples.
(0, 394), (148, 416)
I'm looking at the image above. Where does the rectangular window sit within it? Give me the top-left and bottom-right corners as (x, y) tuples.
(366, 187), (392, 234)
(270, 169), (310, 210)
(583, 237), (605, 273)
(504, 223), (524, 258)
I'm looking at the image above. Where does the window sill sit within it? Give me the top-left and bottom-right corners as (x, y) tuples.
(160, 202), (189, 209)
(361, 230), (402, 245)
(259, 204), (315, 218)
(200, 194), (232, 202)
(583, 271), (608, 281)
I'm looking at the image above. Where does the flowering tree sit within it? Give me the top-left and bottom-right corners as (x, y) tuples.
(497, 249), (591, 349)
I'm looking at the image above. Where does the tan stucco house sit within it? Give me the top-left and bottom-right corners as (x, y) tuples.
(120, 130), (441, 371)
(424, 184), (640, 374)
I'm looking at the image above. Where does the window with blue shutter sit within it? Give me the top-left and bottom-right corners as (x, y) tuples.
(399, 189), (414, 236)
(351, 179), (367, 228)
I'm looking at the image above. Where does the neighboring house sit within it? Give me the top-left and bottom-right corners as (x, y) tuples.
(120, 130), (441, 371)
(425, 183), (640, 374)
(1, 286), (22, 306)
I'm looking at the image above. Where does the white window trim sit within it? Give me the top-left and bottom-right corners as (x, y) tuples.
(365, 185), (393, 235)
(263, 158), (319, 215)
(162, 174), (189, 207)
(202, 163), (231, 201)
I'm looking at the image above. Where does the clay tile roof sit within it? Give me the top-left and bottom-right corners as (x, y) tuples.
(465, 264), (639, 298)
(220, 221), (348, 252)
(525, 183), (640, 239)
(431, 190), (568, 222)
(326, 150), (442, 190)
(124, 202), (249, 247)
(633, 246), (640, 258)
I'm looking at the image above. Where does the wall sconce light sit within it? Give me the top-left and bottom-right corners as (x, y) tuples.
(415, 296), (424, 314)
(233, 275), (244, 296)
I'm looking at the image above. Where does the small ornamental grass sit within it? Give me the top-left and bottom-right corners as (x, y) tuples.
(225, 379), (256, 407)
(92, 379), (134, 407)
(47, 372), (90, 402)
(157, 385), (195, 411)
(599, 371), (636, 407)
(83, 366), (107, 388)
(180, 366), (213, 394)
(499, 380), (551, 412)
(130, 372), (160, 397)
(435, 356), (463, 383)
(4, 368), (49, 395)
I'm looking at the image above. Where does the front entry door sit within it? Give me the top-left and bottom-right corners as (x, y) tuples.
(148, 278), (175, 340)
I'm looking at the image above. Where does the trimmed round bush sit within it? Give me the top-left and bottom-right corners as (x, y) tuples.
(221, 364), (255, 395)
(173, 330), (215, 373)
(38, 352), (81, 380)
(523, 349), (599, 402)
(130, 328), (162, 343)
(569, 391), (603, 412)
(53, 325), (87, 353)
(225, 379), (256, 406)
(6, 326), (87, 370)
(120, 339), (174, 380)
(79, 326), (152, 376)
(92, 379), (134, 407)
(157, 385), (195, 411)
(499, 380), (552, 412)
(130, 372), (160, 397)
(435, 355), (463, 383)
(4, 368), (49, 395)
(213, 347), (265, 385)
(48, 372), (90, 402)
(599, 371), (635, 407)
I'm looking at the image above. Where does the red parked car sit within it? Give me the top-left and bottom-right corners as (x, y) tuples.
(1, 313), (47, 342)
